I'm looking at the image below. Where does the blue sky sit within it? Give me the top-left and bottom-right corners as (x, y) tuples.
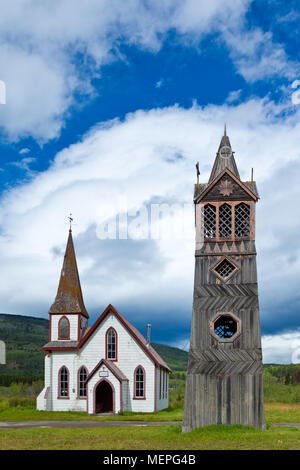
(0, 0), (300, 363)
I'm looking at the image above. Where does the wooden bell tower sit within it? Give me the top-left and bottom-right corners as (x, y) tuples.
(182, 127), (265, 431)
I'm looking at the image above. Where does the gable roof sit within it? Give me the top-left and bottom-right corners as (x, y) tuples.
(43, 304), (171, 372)
(194, 168), (259, 204)
(86, 358), (128, 384)
(49, 229), (89, 318)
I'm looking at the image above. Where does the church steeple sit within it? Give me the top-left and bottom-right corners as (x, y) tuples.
(49, 229), (89, 318)
(183, 126), (265, 432)
(208, 125), (240, 184)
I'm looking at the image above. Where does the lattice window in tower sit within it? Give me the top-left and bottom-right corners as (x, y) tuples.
(213, 257), (237, 281)
(214, 315), (237, 339)
(203, 204), (216, 239)
(235, 203), (250, 238)
(219, 203), (232, 238)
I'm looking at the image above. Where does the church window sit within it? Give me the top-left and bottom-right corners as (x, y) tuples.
(210, 313), (241, 343)
(219, 204), (232, 238)
(106, 328), (117, 360)
(58, 316), (70, 340)
(78, 366), (88, 398)
(134, 366), (145, 399)
(213, 315), (237, 339)
(59, 366), (69, 398)
(203, 204), (216, 239)
(213, 257), (238, 281)
(235, 203), (250, 238)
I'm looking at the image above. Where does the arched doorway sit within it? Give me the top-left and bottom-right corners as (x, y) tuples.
(94, 379), (114, 414)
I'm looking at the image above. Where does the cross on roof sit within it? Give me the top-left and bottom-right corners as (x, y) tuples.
(68, 213), (73, 230)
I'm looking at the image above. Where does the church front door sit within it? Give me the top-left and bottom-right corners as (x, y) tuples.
(94, 379), (114, 414)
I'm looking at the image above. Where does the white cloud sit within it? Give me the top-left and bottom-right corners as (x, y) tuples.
(0, 0), (296, 142)
(19, 148), (30, 155)
(226, 89), (242, 103)
(9, 156), (36, 172)
(223, 27), (299, 82)
(262, 332), (300, 364)
(155, 79), (164, 89)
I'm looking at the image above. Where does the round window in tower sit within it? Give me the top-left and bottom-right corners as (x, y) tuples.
(210, 313), (241, 342)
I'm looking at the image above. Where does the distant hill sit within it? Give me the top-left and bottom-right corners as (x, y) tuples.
(0, 313), (48, 377)
(0, 313), (188, 378)
(150, 343), (188, 372)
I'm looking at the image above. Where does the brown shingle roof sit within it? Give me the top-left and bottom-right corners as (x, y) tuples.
(49, 230), (89, 318)
(42, 340), (79, 349)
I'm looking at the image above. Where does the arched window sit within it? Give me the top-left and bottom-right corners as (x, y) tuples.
(203, 204), (216, 239)
(58, 366), (69, 398)
(134, 366), (145, 399)
(219, 203), (232, 238)
(106, 328), (117, 361)
(235, 203), (250, 238)
(58, 316), (70, 340)
(78, 366), (88, 398)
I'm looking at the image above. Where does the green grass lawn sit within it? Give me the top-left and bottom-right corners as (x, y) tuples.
(1, 402), (300, 450)
(0, 406), (183, 422)
(1, 403), (300, 424)
(265, 403), (300, 423)
(1, 424), (300, 450)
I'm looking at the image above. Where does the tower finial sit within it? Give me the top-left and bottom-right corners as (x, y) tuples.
(224, 122), (227, 136)
(68, 213), (73, 231)
(196, 162), (200, 185)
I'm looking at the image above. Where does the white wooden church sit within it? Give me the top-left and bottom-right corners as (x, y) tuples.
(37, 229), (171, 414)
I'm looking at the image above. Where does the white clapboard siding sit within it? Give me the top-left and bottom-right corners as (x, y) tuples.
(51, 314), (79, 341)
(37, 310), (170, 414)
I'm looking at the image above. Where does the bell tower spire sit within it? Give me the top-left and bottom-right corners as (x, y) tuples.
(208, 126), (240, 184)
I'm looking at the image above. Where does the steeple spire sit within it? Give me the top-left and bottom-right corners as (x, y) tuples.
(208, 126), (240, 184)
(49, 230), (89, 318)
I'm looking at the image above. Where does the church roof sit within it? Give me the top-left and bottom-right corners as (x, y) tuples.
(208, 127), (240, 184)
(194, 168), (259, 204)
(194, 126), (259, 202)
(42, 340), (79, 349)
(86, 358), (129, 383)
(194, 179), (259, 200)
(49, 229), (89, 318)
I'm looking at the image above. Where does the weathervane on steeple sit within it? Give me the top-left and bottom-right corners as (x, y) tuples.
(68, 213), (73, 231)
(196, 162), (200, 185)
